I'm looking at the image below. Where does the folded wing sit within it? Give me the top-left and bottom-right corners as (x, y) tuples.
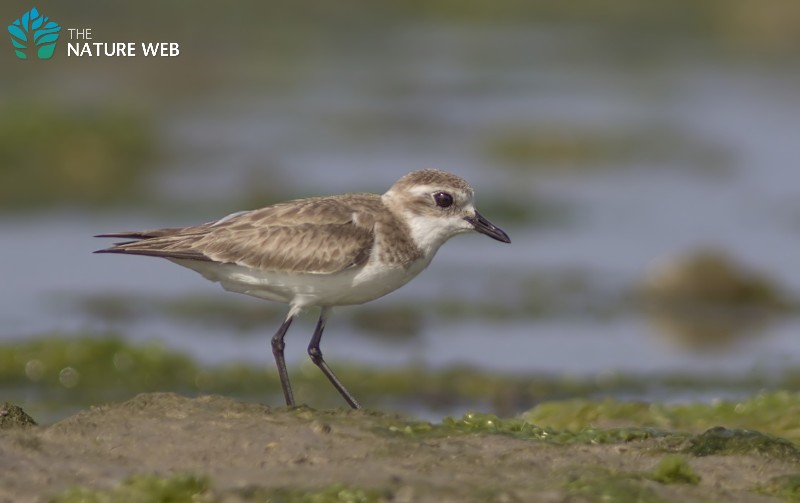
(95, 195), (378, 274)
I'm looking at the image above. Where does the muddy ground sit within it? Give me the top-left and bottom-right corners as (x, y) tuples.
(1, 393), (799, 502)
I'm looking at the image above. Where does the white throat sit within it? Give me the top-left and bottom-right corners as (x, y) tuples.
(402, 212), (469, 259)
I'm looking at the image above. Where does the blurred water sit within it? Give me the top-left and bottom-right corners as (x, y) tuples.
(1, 23), (799, 395)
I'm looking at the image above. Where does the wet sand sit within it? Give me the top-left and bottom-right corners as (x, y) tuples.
(0, 393), (795, 502)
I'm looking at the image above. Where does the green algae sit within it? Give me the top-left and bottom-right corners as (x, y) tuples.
(563, 469), (667, 503)
(485, 124), (730, 175)
(0, 334), (284, 422)
(54, 477), (387, 503)
(431, 411), (674, 445)
(640, 248), (790, 310)
(54, 474), (211, 503)
(757, 474), (800, 502)
(647, 455), (700, 485)
(349, 304), (423, 338)
(391, 409), (800, 465)
(260, 485), (388, 503)
(0, 103), (156, 211)
(386, 410), (682, 451)
(0, 334), (207, 393)
(523, 392), (800, 444)
(685, 427), (800, 462)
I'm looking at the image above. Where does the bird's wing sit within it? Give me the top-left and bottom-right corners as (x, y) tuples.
(95, 195), (379, 274)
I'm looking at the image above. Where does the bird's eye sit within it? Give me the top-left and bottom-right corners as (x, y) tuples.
(433, 192), (454, 208)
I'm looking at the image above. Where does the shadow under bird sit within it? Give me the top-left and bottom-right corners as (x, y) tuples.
(95, 169), (511, 409)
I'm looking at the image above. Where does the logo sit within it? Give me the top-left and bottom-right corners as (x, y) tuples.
(8, 7), (61, 60)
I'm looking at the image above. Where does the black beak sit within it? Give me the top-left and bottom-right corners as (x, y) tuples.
(465, 210), (511, 243)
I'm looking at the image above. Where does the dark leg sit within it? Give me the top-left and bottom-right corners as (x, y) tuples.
(271, 315), (295, 406)
(308, 308), (361, 409)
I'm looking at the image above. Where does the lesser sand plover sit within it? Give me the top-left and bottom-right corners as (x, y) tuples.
(95, 169), (510, 409)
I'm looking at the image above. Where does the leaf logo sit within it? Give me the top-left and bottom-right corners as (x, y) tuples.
(8, 7), (61, 60)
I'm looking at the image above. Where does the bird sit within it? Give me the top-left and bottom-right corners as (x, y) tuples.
(95, 169), (511, 409)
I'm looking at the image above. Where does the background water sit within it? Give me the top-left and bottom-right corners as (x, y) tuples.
(1, 1), (799, 416)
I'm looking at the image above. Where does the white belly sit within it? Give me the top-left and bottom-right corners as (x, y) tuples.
(170, 257), (431, 309)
